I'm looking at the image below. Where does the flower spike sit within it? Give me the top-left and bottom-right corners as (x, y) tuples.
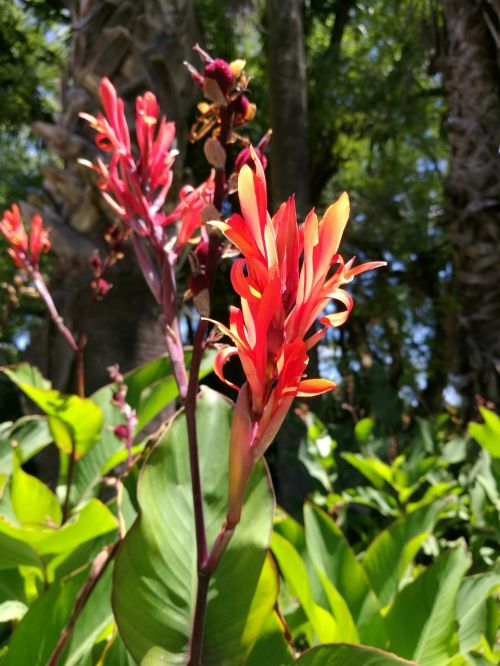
(210, 149), (386, 525)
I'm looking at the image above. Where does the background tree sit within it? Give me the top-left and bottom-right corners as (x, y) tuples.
(442, 0), (500, 407)
(25, 0), (200, 393)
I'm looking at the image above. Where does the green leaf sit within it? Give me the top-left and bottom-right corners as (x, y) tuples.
(63, 562), (114, 666)
(303, 504), (384, 647)
(469, 408), (500, 458)
(354, 417), (375, 444)
(100, 633), (136, 665)
(363, 501), (442, 607)
(0, 416), (52, 475)
(317, 570), (360, 643)
(7, 568), (87, 665)
(2, 364), (103, 459)
(71, 385), (124, 504)
(1, 364), (51, 390)
(293, 643), (419, 665)
(0, 498), (117, 556)
(0, 530), (42, 570)
(341, 453), (394, 490)
(271, 530), (337, 643)
(10, 461), (62, 527)
(72, 350), (216, 504)
(124, 349), (216, 433)
(0, 600), (28, 622)
(112, 388), (277, 664)
(246, 611), (293, 666)
(456, 569), (500, 654)
(386, 546), (471, 665)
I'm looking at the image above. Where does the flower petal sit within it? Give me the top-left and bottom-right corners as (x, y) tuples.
(297, 378), (336, 397)
(213, 346), (240, 390)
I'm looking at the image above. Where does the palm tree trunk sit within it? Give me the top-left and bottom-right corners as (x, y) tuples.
(443, 0), (500, 406)
(27, 0), (199, 392)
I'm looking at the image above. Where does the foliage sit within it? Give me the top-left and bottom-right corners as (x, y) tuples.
(296, 407), (499, 570)
(272, 503), (499, 665)
(0, 1), (498, 664)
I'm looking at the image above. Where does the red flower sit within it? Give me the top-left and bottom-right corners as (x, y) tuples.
(210, 149), (386, 524)
(80, 78), (176, 236)
(162, 172), (216, 251)
(0, 204), (50, 270)
(234, 130), (272, 173)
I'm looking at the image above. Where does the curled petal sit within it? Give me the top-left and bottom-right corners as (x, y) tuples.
(297, 378), (336, 397)
(320, 311), (350, 328)
(230, 259), (259, 301)
(344, 260), (387, 282)
(214, 346), (240, 391)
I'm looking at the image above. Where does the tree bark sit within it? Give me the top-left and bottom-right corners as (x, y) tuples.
(28, 0), (200, 392)
(443, 0), (500, 406)
(266, 0), (310, 216)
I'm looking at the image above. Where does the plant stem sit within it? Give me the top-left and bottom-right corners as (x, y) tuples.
(46, 540), (120, 666)
(187, 106), (234, 666)
(62, 446), (77, 523)
(188, 570), (210, 666)
(32, 272), (78, 353)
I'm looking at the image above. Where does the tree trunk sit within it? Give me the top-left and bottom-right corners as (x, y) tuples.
(443, 0), (500, 406)
(27, 0), (200, 393)
(266, 0), (310, 216)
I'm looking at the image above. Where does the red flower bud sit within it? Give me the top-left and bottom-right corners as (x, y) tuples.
(234, 146), (267, 173)
(204, 59), (234, 95)
(114, 424), (128, 440)
(194, 240), (210, 266)
(230, 94), (249, 118)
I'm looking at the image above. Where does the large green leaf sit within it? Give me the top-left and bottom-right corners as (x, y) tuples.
(0, 531), (42, 570)
(62, 562), (114, 666)
(246, 611), (293, 666)
(2, 364), (103, 460)
(456, 569), (500, 654)
(342, 453), (394, 490)
(0, 498), (116, 556)
(71, 385), (124, 505)
(469, 408), (500, 458)
(10, 460), (62, 527)
(303, 503), (384, 647)
(0, 416), (52, 476)
(362, 502), (442, 607)
(72, 350), (216, 504)
(271, 530), (337, 643)
(124, 349), (216, 433)
(386, 546), (471, 665)
(6, 567), (87, 665)
(112, 388), (277, 665)
(293, 643), (419, 665)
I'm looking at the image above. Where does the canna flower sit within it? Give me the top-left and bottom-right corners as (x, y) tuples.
(162, 171), (216, 252)
(0, 204), (50, 270)
(234, 130), (272, 173)
(210, 149), (386, 524)
(80, 78), (177, 237)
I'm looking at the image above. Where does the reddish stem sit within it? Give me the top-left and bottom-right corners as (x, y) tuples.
(187, 106), (233, 666)
(46, 541), (120, 666)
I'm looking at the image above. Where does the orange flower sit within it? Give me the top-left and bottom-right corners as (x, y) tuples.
(162, 172), (216, 252)
(210, 149), (386, 524)
(0, 204), (50, 270)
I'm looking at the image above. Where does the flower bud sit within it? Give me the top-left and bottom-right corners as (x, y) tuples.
(204, 59), (234, 95)
(114, 424), (128, 440)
